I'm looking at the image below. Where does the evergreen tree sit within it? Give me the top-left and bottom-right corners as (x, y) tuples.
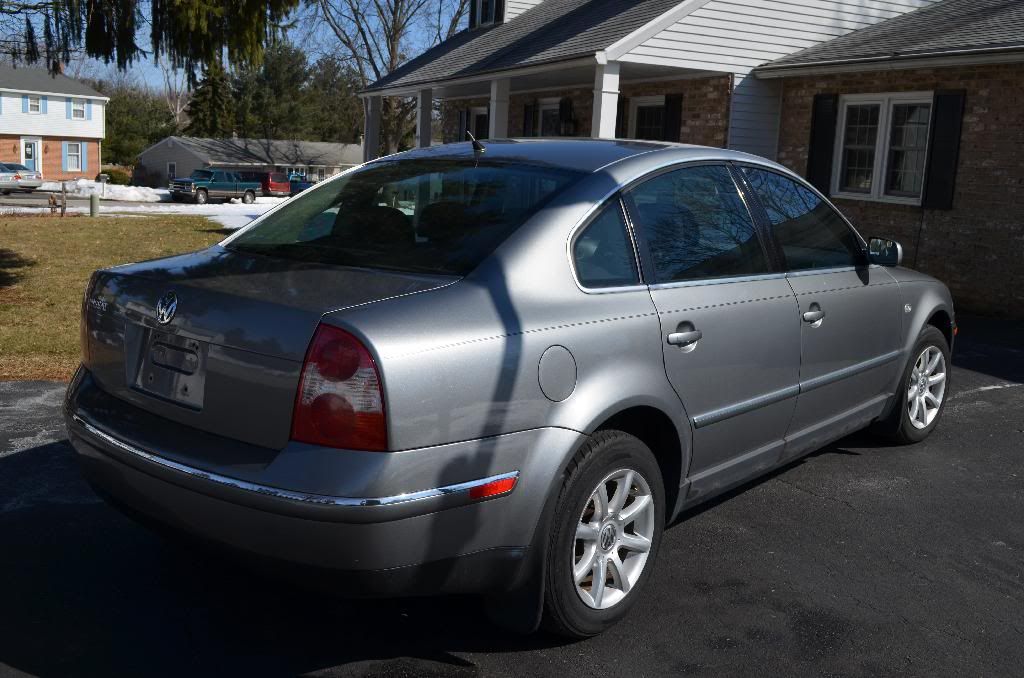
(305, 57), (363, 144)
(232, 43), (310, 140)
(185, 62), (235, 138)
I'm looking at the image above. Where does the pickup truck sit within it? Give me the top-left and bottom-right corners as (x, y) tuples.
(170, 169), (261, 205)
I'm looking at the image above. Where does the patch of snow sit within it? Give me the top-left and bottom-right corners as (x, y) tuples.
(39, 178), (171, 202)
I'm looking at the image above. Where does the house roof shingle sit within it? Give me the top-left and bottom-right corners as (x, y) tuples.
(364, 0), (682, 93)
(757, 0), (1024, 72)
(0, 63), (106, 98)
(166, 136), (363, 167)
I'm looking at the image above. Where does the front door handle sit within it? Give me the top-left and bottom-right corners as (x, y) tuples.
(667, 329), (703, 347)
(802, 303), (826, 327)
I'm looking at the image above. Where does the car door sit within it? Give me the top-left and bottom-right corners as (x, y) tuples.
(210, 170), (229, 198)
(739, 166), (903, 460)
(623, 163), (801, 502)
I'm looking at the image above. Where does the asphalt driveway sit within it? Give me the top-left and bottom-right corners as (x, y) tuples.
(1, 317), (1022, 677)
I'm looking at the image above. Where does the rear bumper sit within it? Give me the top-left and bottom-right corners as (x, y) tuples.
(65, 369), (582, 595)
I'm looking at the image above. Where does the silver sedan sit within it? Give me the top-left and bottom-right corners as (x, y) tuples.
(66, 139), (954, 638)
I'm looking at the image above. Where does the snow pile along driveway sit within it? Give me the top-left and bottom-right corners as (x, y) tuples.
(39, 179), (171, 202)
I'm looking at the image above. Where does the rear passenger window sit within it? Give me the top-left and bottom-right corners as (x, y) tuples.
(742, 168), (864, 270)
(573, 201), (639, 288)
(625, 164), (769, 283)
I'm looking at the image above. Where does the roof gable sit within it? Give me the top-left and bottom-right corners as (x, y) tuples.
(0, 64), (106, 98)
(365, 0), (683, 93)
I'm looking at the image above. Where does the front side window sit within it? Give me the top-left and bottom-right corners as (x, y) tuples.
(744, 167), (863, 271)
(833, 93), (932, 202)
(28, 96), (41, 113)
(66, 142), (82, 171)
(625, 164), (769, 283)
(72, 99), (86, 119)
(228, 159), (582, 276)
(573, 201), (639, 288)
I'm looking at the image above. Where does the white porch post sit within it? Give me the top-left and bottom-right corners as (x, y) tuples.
(489, 78), (510, 139)
(363, 95), (382, 162)
(415, 88), (433, 148)
(592, 62), (620, 139)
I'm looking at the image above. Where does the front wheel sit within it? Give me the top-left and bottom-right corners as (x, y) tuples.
(194, 189), (209, 205)
(543, 430), (665, 638)
(875, 325), (951, 444)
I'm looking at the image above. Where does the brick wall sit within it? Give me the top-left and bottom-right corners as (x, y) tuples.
(0, 135), (99, 180)
(440, 74), (732, 147)
(776, 63), (1024, 318)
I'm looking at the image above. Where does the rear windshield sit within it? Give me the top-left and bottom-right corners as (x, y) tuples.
(5, 164), (29, 171)
(227, 159), (583, 275)
(190, 170), (214, 180)
(270, 172), (287, 182)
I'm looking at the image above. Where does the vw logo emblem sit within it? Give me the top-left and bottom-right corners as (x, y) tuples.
(155, 291), (178, 325)
(599, 524), (617, 551)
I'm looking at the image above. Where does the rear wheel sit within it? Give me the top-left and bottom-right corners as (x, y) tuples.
(242, 190), (256, 204)
(194, 188), (208, 205)
(874, 325), (951, 444)
(543, 430), (664, 638)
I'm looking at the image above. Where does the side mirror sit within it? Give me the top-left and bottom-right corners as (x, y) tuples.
(867, 237), (903, 266)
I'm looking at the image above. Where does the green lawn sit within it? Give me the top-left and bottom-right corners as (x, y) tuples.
(0, 214), (225, 381)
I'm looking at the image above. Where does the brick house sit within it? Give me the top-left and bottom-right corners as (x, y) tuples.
(360, 0), (1023, 317)
(0, 64), (107, 180)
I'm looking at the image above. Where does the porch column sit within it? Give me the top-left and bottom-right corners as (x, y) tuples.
(363, 95), (382, 162)
(591, 62), (620, 139)
(489, 78), (510, 139)
(415, 88), (433, 148)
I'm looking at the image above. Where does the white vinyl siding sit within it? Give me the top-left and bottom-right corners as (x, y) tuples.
(620, 0), (941, 159)
(0, 92), (105, 138)
(505, 0), (545, 21)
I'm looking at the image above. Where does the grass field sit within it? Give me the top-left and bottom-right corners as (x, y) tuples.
(0, 214), (225, 381)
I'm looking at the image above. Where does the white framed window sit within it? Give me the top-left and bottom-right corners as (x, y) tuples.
(66, 142), (82, 171)
(28, 96), (41, 113)
(537, 98), (560, 137)
(167, 162), (177, 179)
(72, 99), (86, 119)
(831, 92), (933, 205)
(628, 95), (666, 141)
(317, 168), (326, 181)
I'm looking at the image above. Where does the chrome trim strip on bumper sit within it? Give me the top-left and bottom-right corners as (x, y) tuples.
(71, 414), (519, 509)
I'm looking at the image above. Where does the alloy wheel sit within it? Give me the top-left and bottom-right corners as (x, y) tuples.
(908, 345), (947, 429)
(573, 468), (655, 610)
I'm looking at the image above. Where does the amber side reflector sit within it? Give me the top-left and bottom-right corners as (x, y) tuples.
(469, 476), (518, 501)
(953, 325), (959, 336)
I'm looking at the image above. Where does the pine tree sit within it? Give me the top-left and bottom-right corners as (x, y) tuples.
(185, 62), (235, 138)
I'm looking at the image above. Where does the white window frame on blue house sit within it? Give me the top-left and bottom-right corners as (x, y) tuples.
(27, 96), (41, 113)
(66, 142), (82, 171)
(72, 99), (86, 119)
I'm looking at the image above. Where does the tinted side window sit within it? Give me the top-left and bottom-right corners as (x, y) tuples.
(742, 167), (863, 270)
(573, 201), (639, 288)
(625, 165), (769, 283)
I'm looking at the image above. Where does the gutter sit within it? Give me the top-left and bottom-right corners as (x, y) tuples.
(755, 44), (1024, 78)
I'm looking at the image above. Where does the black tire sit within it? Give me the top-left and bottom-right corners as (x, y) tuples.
(194, 188), (208, 205)
(873, 325), (951, 444)
(542, 430), (665, 639)
(242, 190), (256, 204)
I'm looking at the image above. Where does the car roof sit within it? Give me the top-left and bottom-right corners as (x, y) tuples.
(377, 138), (783, 174)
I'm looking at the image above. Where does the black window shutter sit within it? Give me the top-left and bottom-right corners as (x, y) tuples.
(806, 93), (839, 193)
(523, 102), (536, 136)
(616, 97), (629, 138)
(469, 0), (478, 28)
(922, 90), (965, 210)
(558, 97), (574, 136)
(495, 0), (505, 22)
(662, 93), (683, 142)
(457, 109), (468, 141)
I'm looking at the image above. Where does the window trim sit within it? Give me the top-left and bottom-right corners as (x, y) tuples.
(71, 99), (86, 120)
(167, 162), (177, 180)
(567, 195), (645, 294)
(536, 97), (560, 136)
(830, 91), (934, 206)
(66, 141), (83, 172)
(628, 95), (666, 140)
(473, 0), (498, 27)
(27, 96), (41, 114)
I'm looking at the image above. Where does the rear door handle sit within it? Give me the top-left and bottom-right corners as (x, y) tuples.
(667, 329), (703, 347)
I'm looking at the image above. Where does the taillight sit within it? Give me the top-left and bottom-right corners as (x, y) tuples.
(291, 324), (387, 451)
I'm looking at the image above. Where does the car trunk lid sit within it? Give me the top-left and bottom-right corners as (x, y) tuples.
(84, 245), (455, 449)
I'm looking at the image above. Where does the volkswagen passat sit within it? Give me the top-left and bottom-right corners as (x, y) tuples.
(66, 139), (954, 638)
